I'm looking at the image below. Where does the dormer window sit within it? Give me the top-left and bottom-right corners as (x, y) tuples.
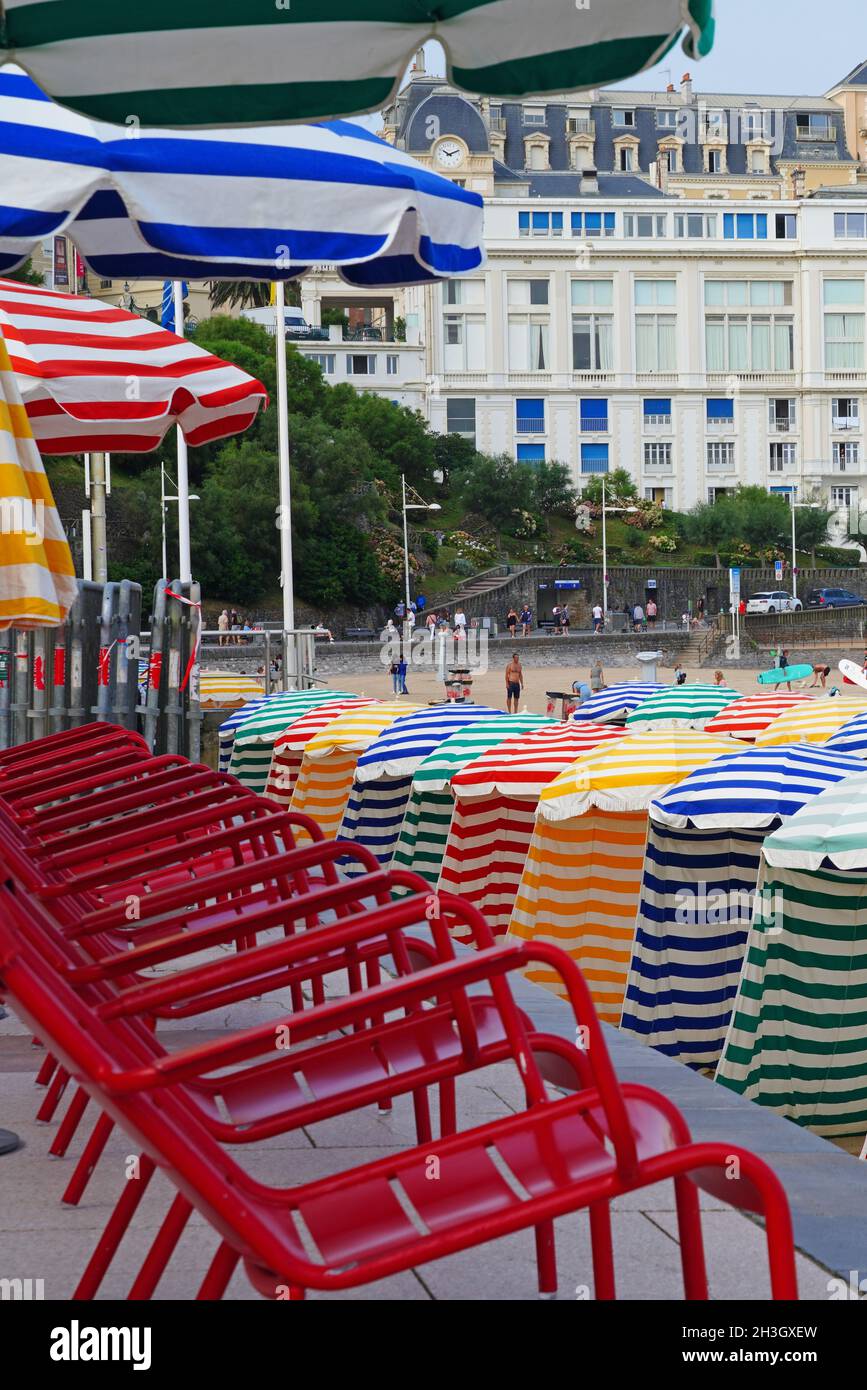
(657, 109), (678, 130)
(619, 147), (634, 171)
(523, 106), (545, 126)
(612, 108), (635, 127)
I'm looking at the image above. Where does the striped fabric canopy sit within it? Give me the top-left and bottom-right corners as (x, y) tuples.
(754, 696), (867, 748)
(509, 731), (733, 1022)
(718, 772), (867, 1137)
(198, 672), (264, 710)
(0, 332), (76, 627)
(391, 714), (554, 894)
(228, 689), (355, 794)
(824, 707), (867, 759)
(0, 3), (716, 128)
(265, 699), (380, 808)
(0, 68), (483, 286)
(626, 683), (742, 732)
(704, 692), (815, 741)
(438, 722), (626, 941)
(0, 279), (267, 454)
(289, 702), (422, 839)
(217, 695), (271, 773)
(570, 683), (663, 725)
(621, 744), (866, 1068)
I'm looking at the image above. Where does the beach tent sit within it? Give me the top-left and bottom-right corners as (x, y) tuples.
(337, 705), (503, 874)
(626, 683), (742, 732)
(438, 722), (626, 941)
(217, 695), (272, 773)
(227, 690), (356, 793)
(824, 706), (867, 758)
(289, 703), (423, 840)
(621, 744), (865, 1069)
(717, 769), (867, 1139)
(265, 699), (379, 807)
(391, 714), (554, 898)
(508, 731), (734, 1022)
(704, 692), (815, 741)
(754, 697), (867, 748)
(198, 673), (264, 711)
(570, 683), (663, 724)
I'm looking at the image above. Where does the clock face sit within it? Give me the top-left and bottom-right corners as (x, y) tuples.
(435, 139), (464, 169)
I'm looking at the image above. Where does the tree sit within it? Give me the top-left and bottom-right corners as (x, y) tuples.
(433, 433), (477, 492)
(208, 280), (301, 312)
(684, 496), (740, 567)
(458, 454), (536, 532)
(795, 501), (833, 563)
(6, 258), (44, 285)
(533, 459), (576, 518)
(731, 486), (790, 553)
(579, 468), (638, 507)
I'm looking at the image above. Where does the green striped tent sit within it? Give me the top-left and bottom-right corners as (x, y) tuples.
(0, 2), (715, 127)
(717, 771), (867, 1139)
(626, 683), (742, 732)
(392, 714), (552, 892)
(227, 690), (355, 795)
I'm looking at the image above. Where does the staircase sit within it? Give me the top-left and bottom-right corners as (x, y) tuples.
(430, 564), (534, 614)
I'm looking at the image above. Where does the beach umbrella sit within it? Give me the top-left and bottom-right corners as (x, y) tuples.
(391, 713), (554, 895)
(0, 332), (76, 627)
(508, 731), (734, 1022)
(704, 691), (815, 742)
(717, 769), (867, 1138)
(339, 704), (503, 874)
(626, 683), (742, 732)
(0, 4), (716, 128)
(265, 698), (380, 807)
(217, 694), (272, 773)
(570, 683), (663, 725)
(0, 278), (267, 454)
(622, 744), (865, 1069)
(290, 702), (423, 840)
(824, 706), (867, 758)
(227, 689), (356, 793)
(438, 722), (626, 942)
(754, 696), (867, 748)
(197, 672), (264, 711)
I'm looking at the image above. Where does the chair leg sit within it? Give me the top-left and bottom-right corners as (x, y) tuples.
(74, 1155), (156, 1299)
(411, 1087), (433, 1145)
(62, 1111), (115, 1206)
(674, 1174), (709, 1300)
(535, 1220), (558, 1298)
(49, 1086), (89, 1158)
(589, 1201), (616, 1300)
(197, 1241), (240, 1300)
(128, 1193), (193, 1300)
(438, 1079), (457, 1137)
(35, 1050), (58, 1088)
(36, 1065), (69, 1122)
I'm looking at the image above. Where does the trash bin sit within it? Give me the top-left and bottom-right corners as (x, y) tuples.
(636, 649), (664, 684)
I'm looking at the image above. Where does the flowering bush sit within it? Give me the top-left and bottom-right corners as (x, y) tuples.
(510, 509), (541, 538)
(648, 533), (677, 552)
(447, 530), (497, 565)
(369, 526), (414, 584)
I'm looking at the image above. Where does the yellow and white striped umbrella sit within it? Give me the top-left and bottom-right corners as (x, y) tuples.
(289, 701), (421, 840)
(0, 331), (76, 628)
(755, 696), (867, 748)
(508, 731), (734, 1022)
(265, 697), (380, 808)
(198, 671), (264, 710)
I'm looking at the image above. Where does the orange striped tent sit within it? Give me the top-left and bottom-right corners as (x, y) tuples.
(507, 731), (735, 1023)
(265, 698), (379, 807)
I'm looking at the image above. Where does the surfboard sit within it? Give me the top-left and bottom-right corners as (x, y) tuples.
(838, 659), (867, 692)
(757, 663), (814, 686)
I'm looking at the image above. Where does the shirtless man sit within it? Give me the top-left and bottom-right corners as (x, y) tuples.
(505, 653), (524, 713)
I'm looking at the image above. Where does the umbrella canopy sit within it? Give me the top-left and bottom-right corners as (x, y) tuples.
(197, 672), (264, 710)
(0, 4), (716, 128)
(704, 691), (815, 741)
(438, 722), (626, 941)
(217, 694), (271, 773)
(391, 713), (554, 893)
(717, 770), (867, 1137)
(0, 332), (76, 627)
(509, 731), (733, 1021)
(227, 689), (356, 793)
(0, 69), (483, 286)
(570, 683), (663, 725)
(0, 278), (267, 453)
(754, 696), (867, 748)
(290, 702), (422, 840)
(625, 683), (742, 733)
(621, 744), (866, 1068)
(265, 698), (380, 808)
(824, 707), (867, 759)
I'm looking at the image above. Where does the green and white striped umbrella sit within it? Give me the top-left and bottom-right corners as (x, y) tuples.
(0, 1), (715, 127)
(717, 770), (867, 1138)
(392, 713), (552, 889)
(228, 690), (355, 794)
(626, 683), (742, 733)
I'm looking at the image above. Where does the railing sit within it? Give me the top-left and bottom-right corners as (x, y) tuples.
(581, 462), (609, 474)
(832, 417), (860, 430)
(580, 416), (609, 432)
(515, 417), (546, 433)
(796, 124), (834, 140)
(644, 459), (674, 472)
(707, 457), (736, 471)
(644, 413), (671, 426)
(567, 118), (595, 135)
(707, 418), (735, 430)
(769, 418), (796, 432)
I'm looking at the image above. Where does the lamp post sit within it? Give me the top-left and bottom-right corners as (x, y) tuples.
(401, 473), (441, 612)
(161, 463), (199, 578)
(786, 494), (822, 603)
(600, 476), (638, 626)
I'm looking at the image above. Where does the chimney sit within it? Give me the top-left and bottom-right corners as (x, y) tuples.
(791, 166), (806, 198)
(581, 167), (599, 194)
(414, 46), (426, 76)
(681, 72), (693, 101)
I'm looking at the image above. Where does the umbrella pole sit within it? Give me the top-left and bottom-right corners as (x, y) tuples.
(274, 282), (297, 690)
(90, 453), (108, 583)
(173, 282), (193, 585)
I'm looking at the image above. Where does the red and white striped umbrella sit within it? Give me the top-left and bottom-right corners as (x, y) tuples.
(0, 278), (268, 453)
(704, 692), (815, 741)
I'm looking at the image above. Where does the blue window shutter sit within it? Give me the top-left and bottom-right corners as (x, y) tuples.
(706, 398), (734, 420)
(756, 214), (768, 239)
(517, 443), (546, 462)
(581, 443), (609, 461)
(723, 213), (734, 239)
(581, 399), (608, 418)
(518, 211), (530, 232)
(604, 213), (615, 232)
(532, 211), (548, 230)
(552, 212), (563, 230)
(516, 398), (544, 420)
(736, 213), (754, 239)
(571, 212), (582, 233)
(644, 398), (671, 414)
(585, 212), (601, 233)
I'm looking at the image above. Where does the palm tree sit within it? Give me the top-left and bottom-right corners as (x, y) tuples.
(208, 280), (301, 311)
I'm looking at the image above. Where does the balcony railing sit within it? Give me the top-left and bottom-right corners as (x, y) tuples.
(644, 458), (673, 472)
(515, 417), (546, 434)
(707, 418), (734, 430)
(580, 461), (609, 474)
(567, 118), (595, 135)
(580, 416), (608, 432)
(769, 418), (796, 432)
(832, 417), (860, 430)
(796, 124), (834, 140)
(707, 456), (736, 471)
(644, 414), (671, 427)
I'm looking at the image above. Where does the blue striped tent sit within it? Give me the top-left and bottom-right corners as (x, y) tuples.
(824, 707), (867, 758)
(339, 705), (502, 873)
(621, 743), (865, 1068)
(570, 683), (663, 725)
(216, 695), (272, 773)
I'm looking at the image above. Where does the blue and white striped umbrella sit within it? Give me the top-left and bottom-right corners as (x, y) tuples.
(824, 707), (867, 759)
(340, 705), (503, 872)
(570, 683), (663, 725)
(216, 694), (272, 773)
(0, 68), (484, 285)
(621, 743), (866, 1068)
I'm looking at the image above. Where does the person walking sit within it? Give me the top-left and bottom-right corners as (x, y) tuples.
(389, 658), (401, 696)
(713, 669), (727, 687)
(589, 659), (605, 692)
(646, 596), (658, 627)
(519, 604), (532, 637)
(592, 602), (603, 634)
(230, 608), (242, 645)
(560, 603), (571, 636)
(552, 604), (562, 636)
(697, 595), (706, 622)
(673, 663), (687, 685)
(778, 647), (792, 691)
(425, 611), (438, 633)
(218, 609), (230, 647)
(398, 655), (409, 695)
(632, 602), (644, 633)
(504, 652), (523, 713)
(453, 607), (467, 632)
(506, 606), (518, 638)
(394, 598), (406, 622)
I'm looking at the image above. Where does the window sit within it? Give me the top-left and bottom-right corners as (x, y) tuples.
(516, 398), (545, 433)
(657, 109), (678, 130)
(571, 211), (616, 238)
(489, 104), (504, 130)
(347, 354), (375, 375)
(635, 279), (676, 373)
(708, 487), (732, 503)
(518, 210), (564, 238)
(705, 280), (794, 372)
(635, 280), (676, 307)
(769, 442), (797, 471)
(824, 280), (865, 371)
(508, 281), (550, 371)
(645, 486), (673, 508)
(769, 398), (795, 431)
(835, 213), (867, 239)
(567, 108), (593, 133)
(704, 111), (727, 140)
(742, 110), (770, 140)
(707, 441), (735, 470)
(796, 112), (834, 140)
(659, 147), (679, 174)
(386, 355), (399, 375)
(749, 148), (768, 175)
(308, 353), (335, 374)
(612, 109), (634, 126)
(444, 279), (484, 306)
(832, 486), (857, 507)
(619, 146), (635, 171)
(581, 443), (609, 473)
(707, 149), (722, 174)
(572, 280), (613, 371)
(775, 214), (797, 239)
(675, 213), (718, 239)
(707, 398), (734, 426)
(523, 107), (545, 125)
(446, 398), (476, 440)
(833, 441), (860, 470)
(624, 214), (668, 238)
(644, 398), (672, 425)
(833, 398), (860, 429)
(580, 399), (608, 431)
(723, 212), (768, 240)
(644, 442), (672, 470)
(517, 443), (545, 463)
(442, 280), (486, 372)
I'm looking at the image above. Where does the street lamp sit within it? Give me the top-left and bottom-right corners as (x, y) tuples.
(401, 473), (441, 615)
(599, 476), (638, 625)
(784, 494), (822, 602)
(161, 463), (199, 579)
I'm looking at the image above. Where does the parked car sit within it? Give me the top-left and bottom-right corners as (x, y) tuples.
(805, 587), (865, 609)
(745, 590), (803, 614)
